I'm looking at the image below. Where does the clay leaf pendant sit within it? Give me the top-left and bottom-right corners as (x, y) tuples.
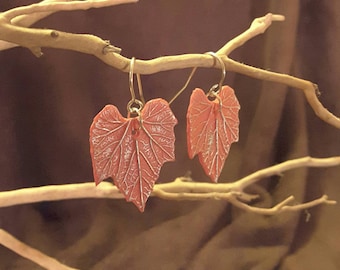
(187, 86), (240, 182)
(90, 98), (178, 212)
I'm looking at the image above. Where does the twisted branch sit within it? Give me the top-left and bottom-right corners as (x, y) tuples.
(1, 156), (339, 211)
(228, 195), (336, 215)
(0, 3), (339, 268)
(0, 0), (137, 50)
(0, 157), (338, 269)
(0, 5), (339, 128)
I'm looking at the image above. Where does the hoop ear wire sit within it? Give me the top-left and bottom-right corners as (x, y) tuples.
(129, 57), (137, 102)
(206, 52), (226, 97)
(169, 51), (226, 105)
(127, 57), (145, 116)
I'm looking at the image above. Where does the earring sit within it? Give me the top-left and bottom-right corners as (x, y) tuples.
(89, 58), (178, 212)
(186, 52), (240, 182)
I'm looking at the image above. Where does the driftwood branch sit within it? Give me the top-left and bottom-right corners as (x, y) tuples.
(0, 0), (137, 50)
(0, 2), (339, 269)
(2, 0), (138, 21)
(1, 156), (339, 210)
(0, 229), (78, 270)
(228, 195), (335, 215)
(0, 7), (339, 128)
(0, 157), (338, 269)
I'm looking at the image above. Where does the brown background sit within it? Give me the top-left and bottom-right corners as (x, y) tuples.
(0, 1), (339, 269)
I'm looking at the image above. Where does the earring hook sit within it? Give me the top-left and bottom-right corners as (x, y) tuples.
(206, 52), (226, 97)
(136, 73), (145, 105)
(168, 52), (226, 105)
(127, 57), (145, 116)
(169, 67), (198, 105)
(129, 57), (136, 102)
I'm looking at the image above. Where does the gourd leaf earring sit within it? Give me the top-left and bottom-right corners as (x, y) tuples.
(89, 58), (178, 212)
(186, 52), (240, 182)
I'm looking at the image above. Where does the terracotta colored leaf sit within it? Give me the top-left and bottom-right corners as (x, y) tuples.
(187, 86), (240, 182)
(89, 98), (177, 212)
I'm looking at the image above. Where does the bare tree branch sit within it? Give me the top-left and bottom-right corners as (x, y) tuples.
(0, 0), (131, 50)
(0, 11), (338, 128)
(0, 229), (78, 270)
(234, 156), (340, 190)
(0, 0), (135, 51)
(1, 156), (337, 270)
(1, 156), (339, 212)
(228, 195), (336, 215)
(217, 13), (285, 55)
(2, 0), (138, 21)
(1, 3), (339, 268)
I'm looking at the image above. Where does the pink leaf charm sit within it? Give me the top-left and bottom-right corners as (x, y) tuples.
(187, 86), (240, 182)
(90, 98), (178, 212)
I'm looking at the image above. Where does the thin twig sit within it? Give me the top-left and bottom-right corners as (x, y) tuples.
(0, 156), (339, 209)
(228, 195), (336, 215)
(217, 13), (285, 55)
(234, 156), (340, 190)
(0, 229), (78, 270)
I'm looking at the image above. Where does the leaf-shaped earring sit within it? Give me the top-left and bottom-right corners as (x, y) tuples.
(186, 52), (240, 182)
(89, 58), (178, 212)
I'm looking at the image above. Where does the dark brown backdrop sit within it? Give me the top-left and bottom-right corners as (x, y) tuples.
(0, 1), (339, 269)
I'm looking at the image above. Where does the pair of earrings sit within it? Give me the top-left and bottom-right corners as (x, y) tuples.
(89, 53), (240, 212)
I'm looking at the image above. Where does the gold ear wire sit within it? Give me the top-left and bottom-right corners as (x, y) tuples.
(168, 52), (226, 105)
(206, 52), (226, 97)
(169, 67), (198, 105)
(127, 57), (145, 116)
(129, 57), (137, 103)
(136, 73), (145, 105)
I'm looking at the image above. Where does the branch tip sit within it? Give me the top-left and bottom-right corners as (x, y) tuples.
(29, 47), (43, 58)
(271, 14), (285, 21)
(321, 194), (337, 205)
